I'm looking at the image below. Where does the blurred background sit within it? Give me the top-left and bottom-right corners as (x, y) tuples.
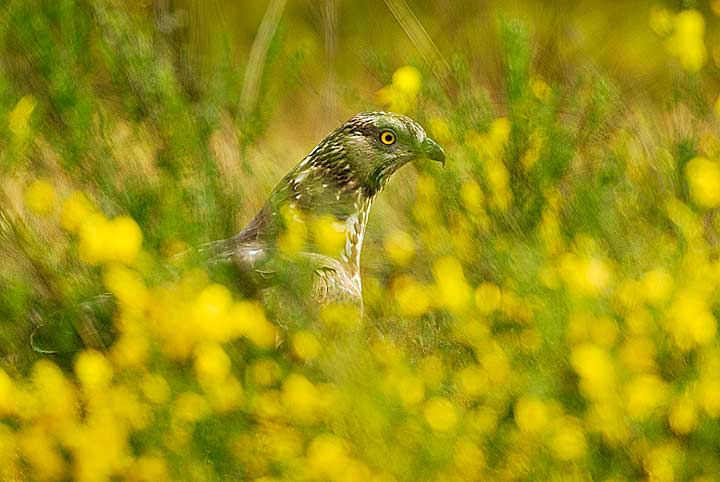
(3, 1), (720, 481)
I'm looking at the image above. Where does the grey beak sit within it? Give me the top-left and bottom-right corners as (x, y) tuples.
(421, 137), (446, 166)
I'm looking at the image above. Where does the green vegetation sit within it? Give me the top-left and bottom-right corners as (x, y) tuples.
(2, 1), (720, 481)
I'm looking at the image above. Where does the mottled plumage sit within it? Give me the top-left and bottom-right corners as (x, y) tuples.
(206, 111), (445, 313)
(32, 112), (443, 355)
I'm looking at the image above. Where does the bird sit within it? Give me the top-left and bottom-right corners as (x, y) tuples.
(30, 112), (445, 354)
(203, 111), (445, 317)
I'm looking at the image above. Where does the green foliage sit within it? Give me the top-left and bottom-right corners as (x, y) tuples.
(2, 2), (720, 482)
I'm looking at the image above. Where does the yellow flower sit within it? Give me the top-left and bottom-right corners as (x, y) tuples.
(625, 374), (668, 419)
(292, 331), (321, 360)
(460, 180), (484, 212)
(514, 397), (549, 434)
(392, 66), (422, 96)
(396, 374), (425, 407)
(281, 373), (323, 422)
(481, 345), (510, 385)
(668, 394), (697, 434)
(490, 118), (511, 146)
(474, 282), (502, 314)
(312, 215), (346, 256)
(75, 350), (113, 391)
(0, 369), (16, 416)
(194, 343), (231, 384)
(103, 264), (148, 312)
(686, 157), (720, 207)
(277, 204), (307, 257)
(393, 276), (431, 318)
(0, 425), (18, 480)
(19, 426), (66, 480)
(307, 433), (349, 480)
(453, 438), (486, 478)
(253, 390), (284, 419)
(666, 9), (707, 72)
(60, 191), (95, 232)
(107, 216), (143, 264)
(376, 66), (422, 114)
(31, 359), (77, 421)
(699, 376), (720, 417)
(78, 214), (143, 265)
(433, 256), (471, 312)
(205, 375), (243, 412)
(174, 391), (209, 423)
(521, 130), (544, 172)
(571, 343), (615, 400)
(586, 402), (630, 445)
(620, 336), (656, 373)
(110, 385), (150, 430)
(550, 417), (586, 460)
(423, 397), (458, 432)
(559, 253), (612, 296)
(668, 290), (717, 350)
(384, 229), (416, 266)
(8, 95), (36, 138)
(569, 313), (618, 349)
(24, 179), (56, 216)
(644, 444), (680, 482)
(641, 268), (673, 305)
(192, 283), (233, 341)
(592, 316), (619, 348)
(466, 119), (514, 211)
(468, 406), (498, 435)
(457, 364), (487, 399)
(230, 300), (276, 349)
(427, 116), (452, 145)
(486, 159), (511, 211)
(111, 331), (149, 369)
(129, 454), (169, 482)
(78, 213), (111, 265)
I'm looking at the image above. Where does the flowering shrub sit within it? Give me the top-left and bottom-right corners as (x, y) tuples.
(2, 2), (720, 482)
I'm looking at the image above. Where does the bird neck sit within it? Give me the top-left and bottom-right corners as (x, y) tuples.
(339, 194), (374, 280)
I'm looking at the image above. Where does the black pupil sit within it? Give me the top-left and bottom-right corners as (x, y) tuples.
(384, 133), (392, 142)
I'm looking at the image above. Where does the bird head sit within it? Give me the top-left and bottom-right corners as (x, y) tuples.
(309, 111), (446, 195)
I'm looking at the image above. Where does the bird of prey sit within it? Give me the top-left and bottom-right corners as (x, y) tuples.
(204, 111), (445, 315)
(30, 112), (444, 354)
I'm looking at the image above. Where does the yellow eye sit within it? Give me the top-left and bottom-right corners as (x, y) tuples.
(380, 130), (396, 145)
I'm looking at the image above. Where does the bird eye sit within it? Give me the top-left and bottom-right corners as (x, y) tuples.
(379, 130), (396, 145)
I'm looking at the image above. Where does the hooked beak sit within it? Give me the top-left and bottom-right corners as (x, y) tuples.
(421, 137), (446, 166)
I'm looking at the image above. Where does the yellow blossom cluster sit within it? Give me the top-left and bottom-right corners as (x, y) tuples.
(24, 179), (56, 216)
(685, 156), (720, 208)
(376, 66), (422, 114)
(465, 118), (512, 211)
(15, 103), (720, 482)
(9, 6), (720, 481)
(651, 7), (707, 71)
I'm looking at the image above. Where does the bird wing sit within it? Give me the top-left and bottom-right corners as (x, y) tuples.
(202, 232), (361, 307)
(200, 152), (365, 304)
